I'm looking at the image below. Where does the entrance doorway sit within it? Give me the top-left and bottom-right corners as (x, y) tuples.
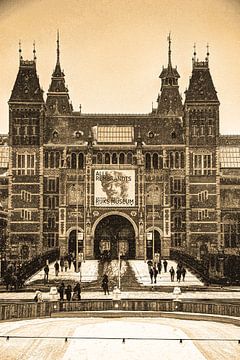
(146, 229), (161, 260)
(94, 215), (136, 259)
(68, 229), (83, 257)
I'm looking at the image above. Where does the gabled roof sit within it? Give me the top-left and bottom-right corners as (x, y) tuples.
(185, 60), (219, 103)
(9, 60), (44, 103)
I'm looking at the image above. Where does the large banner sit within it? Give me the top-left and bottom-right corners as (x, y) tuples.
(94, 170), (135, 207)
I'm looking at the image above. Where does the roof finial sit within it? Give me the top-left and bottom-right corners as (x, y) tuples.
(206, 43), (209, 62)
(192, 43), (197, 66)
(19, 40), (23, 62)
(33, 41), (36, 62)
(57, 29), (60, 64)
(167, 32), (172, 68)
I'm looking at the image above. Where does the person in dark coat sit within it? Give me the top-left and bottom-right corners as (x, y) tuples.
(149, 267), (154, 284)
(169, 266), (175, 282)
(181, 267), (186, 281)
(73, 258), (77, 272)
(157, 260), (162, 274)
(58, 282), (65, 301)
(73, 282), (81, 300)
(54, 261), (59, 276)
(65, 284), (72, 301)
(60, 257), (64, 272)
(68, 254), (72, 269)
(102, 274), (109, 295)
(176, 268), (181, 282)
(163, 259), (168, 272)
(153, 266), (158, 284)
(44, 264), (49, 283)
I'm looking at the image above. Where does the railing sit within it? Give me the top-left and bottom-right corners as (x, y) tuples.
(0, 300), (239, 321)
(2, 248), (60, 289)
(170, 249), (209, 284)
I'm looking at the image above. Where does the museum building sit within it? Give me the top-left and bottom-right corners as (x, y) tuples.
(6, 36), (240, 279)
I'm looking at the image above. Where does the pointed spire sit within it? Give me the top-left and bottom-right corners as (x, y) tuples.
(33, 41), (36, 62)
(167, 32), (172, 68)
(57, 29), (60, 65)
(19, 40), (22, 62)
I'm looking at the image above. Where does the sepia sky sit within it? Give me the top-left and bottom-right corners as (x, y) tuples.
(0, 0), (240, 134)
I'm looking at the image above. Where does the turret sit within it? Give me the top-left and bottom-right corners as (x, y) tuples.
(156, 34), (183, 117)
(46, 31), (73, 115)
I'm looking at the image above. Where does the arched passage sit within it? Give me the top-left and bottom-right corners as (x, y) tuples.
(146, 228), (162, 260)
(68, 229), (84, 257)
(94, 215), (136, 259)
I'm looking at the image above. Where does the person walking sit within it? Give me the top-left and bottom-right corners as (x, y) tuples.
(65, 284), (72, 301)
(169, 266), (175, 282)
(149, 266), (154, 284)
(54, 261), (59, 277)
(64, 258), (68, 272)
(60, 257), (64, 272)
(157, 260), (162, 274)
(163, 259), (168, 272)
(58, 282), (65, 301)
(181, 267), (187, 281)
(176, 268), (181, 282)
(73, 282), (81, 301)
(43, 264), (49, 283)
(73, 258), (77, 272)
(153, 266), (158, 284)
(102, 274), (109, 295)
(68, 253), (72, 269)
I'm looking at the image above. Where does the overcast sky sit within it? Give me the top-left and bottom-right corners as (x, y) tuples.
(0, 0), (240, 134)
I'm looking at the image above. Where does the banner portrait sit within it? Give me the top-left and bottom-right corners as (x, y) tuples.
(94, 170), (135, 207)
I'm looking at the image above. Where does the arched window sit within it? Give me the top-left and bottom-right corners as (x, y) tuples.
(153, 153), (158, 169)
(175, 152), (180, 168)
(78, 153), (84, 169)
(169, 152), (175, 169)
(71, 153), (77, 169)
(97, 153), (103, 164)
(174, 215), (182, 229)
(105, 153), (111, 164)
(145, 153), (151, 170)
(55, 152), (60, 168)
(159, 156), (163, 169)
(127, 152), (133, 164)
(50, 152), (55, 168)
(112, 153), (118, 164)
(180, 152), (184, 168)
(44, 152), (49, 168)
(119, 153), (125, 164)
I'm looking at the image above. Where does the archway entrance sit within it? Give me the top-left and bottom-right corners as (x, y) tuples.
(94, 215), (136, 259)
(68, 229), (83, 257)
(146, 229), (161, 260)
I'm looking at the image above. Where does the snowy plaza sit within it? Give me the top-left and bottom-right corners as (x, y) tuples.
(0, 317), (239, 360)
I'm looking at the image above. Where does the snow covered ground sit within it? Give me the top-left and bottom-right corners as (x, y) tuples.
(0, 289), (240, 301)
(26, 259), (203, 288)
(26, 260), (99, 285)
(0, 317), (238, 360)
(129, 260), (204, 287)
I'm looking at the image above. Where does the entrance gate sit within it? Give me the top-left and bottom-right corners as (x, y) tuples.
(94, 215), (136, 259)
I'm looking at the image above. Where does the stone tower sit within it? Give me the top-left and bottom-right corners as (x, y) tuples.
(8, 44), (45, 260)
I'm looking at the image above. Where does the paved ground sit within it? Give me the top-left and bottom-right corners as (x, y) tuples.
(0, 317), (239, 360)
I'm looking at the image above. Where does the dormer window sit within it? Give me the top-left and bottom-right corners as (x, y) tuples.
(52, 130), (59, 139)
(74, 130), (83, 139)
(148, 131), (154, 139)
